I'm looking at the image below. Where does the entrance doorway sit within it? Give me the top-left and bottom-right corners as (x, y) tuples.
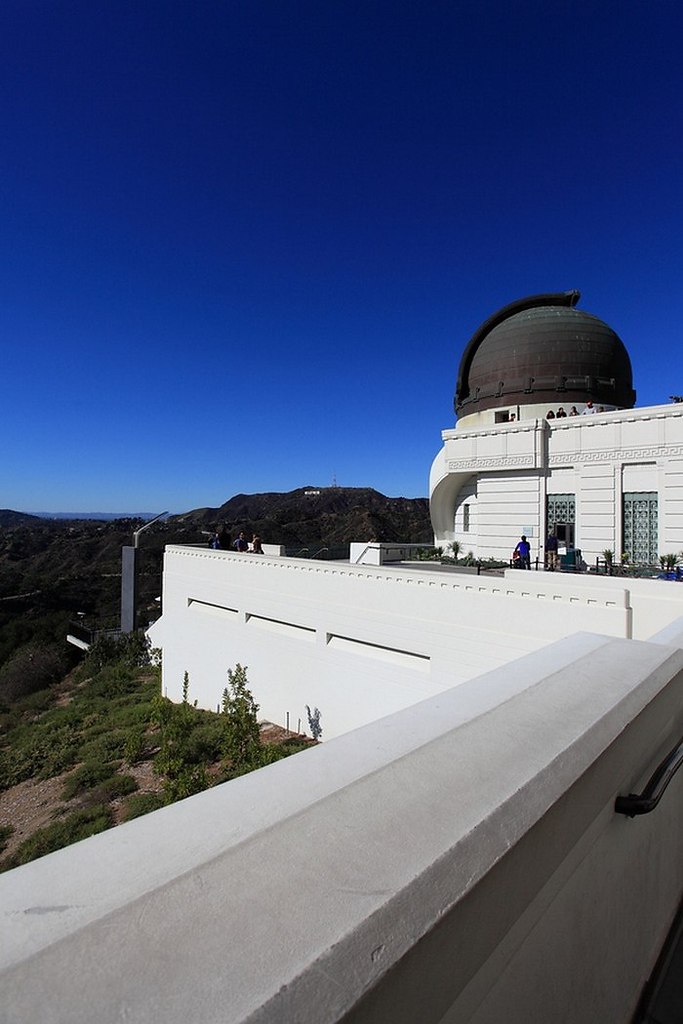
(546, 494), (576, 551)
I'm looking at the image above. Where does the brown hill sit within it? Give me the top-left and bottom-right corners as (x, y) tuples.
(174, 486), (432, 547)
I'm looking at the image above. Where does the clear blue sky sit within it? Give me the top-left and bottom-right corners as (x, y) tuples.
(2, 1), (681, 513)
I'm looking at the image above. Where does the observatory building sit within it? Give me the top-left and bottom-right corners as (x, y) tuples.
(430, 290), (683, 567)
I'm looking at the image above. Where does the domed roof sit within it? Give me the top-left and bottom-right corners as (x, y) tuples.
(455, 291), (636, 416)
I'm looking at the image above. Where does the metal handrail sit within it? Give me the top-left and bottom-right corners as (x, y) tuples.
(615, 739), (683, 817)
(311, 547), (329, 559)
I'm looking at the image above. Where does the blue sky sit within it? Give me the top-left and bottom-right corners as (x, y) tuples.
(2, 1), (681, 513)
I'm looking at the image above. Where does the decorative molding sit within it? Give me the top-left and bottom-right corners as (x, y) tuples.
(550, 445), (683, 467)
(447, 456), (537, 471)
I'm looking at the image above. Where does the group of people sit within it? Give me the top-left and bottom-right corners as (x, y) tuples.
(208, 528), (263, 554)
(512, 531), (560, 570)
(546, 401), (606, 420)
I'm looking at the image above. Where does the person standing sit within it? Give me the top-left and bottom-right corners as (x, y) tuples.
(514, 535), (531, 569)
(234, 531), (249, 552)
(545, 531), (559, 571)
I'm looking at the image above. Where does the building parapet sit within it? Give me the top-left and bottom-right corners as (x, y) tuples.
(2, 629), (683, 1022)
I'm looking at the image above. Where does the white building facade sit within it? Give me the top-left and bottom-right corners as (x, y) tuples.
(430, 290), (683, 567)
(430, 403), (683, 567)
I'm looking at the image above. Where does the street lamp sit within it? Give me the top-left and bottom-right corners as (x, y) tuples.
(121, 511), (168, 633)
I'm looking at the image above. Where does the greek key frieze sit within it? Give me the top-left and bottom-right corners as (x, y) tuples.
(447, 455), (536, 471)
(549, 444), (683, 467)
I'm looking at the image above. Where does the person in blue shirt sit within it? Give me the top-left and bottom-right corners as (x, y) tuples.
(514, 535), (531, 569)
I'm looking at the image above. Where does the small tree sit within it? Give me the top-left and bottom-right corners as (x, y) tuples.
(222, 664), (262, 773)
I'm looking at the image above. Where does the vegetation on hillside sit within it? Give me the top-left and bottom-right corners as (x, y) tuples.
(0, 636), (312, 872)
(0, 487), (429, 870)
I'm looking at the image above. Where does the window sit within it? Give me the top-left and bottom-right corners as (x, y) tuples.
(623, 492), (658, 564)
(463, 505), (470, 532)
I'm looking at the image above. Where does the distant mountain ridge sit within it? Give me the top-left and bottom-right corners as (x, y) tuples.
(0, 510), (41, 527)
(175, 486), (432, 547)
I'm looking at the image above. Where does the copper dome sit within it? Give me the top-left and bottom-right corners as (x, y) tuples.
(455, 291), (636, 416)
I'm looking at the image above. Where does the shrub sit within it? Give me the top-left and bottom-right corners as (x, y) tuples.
(82, 632), (152, 674)
(121, 792), (165, 821)
(1, 805), (113, 871)
(222, 664), (262, 771)
(123, 726), (148, 765)
(0, 824), (14, 855)
(82, 774), (138, 806)
(78, 731), (128, 764)
(182, 719), (224, 764)
(61, 761), (120, 801)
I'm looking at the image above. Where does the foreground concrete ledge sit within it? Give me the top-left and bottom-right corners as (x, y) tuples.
(2, 630), (683, 1023)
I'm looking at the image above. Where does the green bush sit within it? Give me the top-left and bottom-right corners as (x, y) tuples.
(0, 721), (82, 790)
(123, 726), (148, 765)
(0, 824), (14, 855)
(1, 805), (113, 871)
(83, 774), (138, 806)
(80, 632), (152, 675)
(78, 731), (128, 764)
(121, 792), (165, 821)
(182, 719), (224, 764)
(61, 761), (120, 801)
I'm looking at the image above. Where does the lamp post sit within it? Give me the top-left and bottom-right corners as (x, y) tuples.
(121, 511), (168, 633)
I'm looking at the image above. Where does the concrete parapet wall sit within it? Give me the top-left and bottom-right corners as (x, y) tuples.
(149, 548), (633, 737)
(504, 568), (683, 640)
(349, 542), (430, 565)
(2, 631), (683, 1023)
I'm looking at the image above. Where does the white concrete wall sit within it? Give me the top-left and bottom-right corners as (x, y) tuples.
(504, 568), (683, 641)
(148, 547), (639, 739)
(3, 629), (683, 1024)
(349, 542), (431, 565)
(432, 403), (683, 566)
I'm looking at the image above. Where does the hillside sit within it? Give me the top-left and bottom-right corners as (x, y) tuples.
(175, 486), (432, 547)
(0, 510), (40, 528)
(0, 487), (432, 675)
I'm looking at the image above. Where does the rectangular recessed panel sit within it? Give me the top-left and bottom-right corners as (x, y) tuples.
(187, 598), (239, 618)
(246, 614), (315, 641)
(326, 634), (430, 672)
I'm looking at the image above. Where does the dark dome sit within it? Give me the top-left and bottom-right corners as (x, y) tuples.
(455, 291), (636, 416)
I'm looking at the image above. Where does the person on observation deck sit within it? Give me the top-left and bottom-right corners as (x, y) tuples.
(545, 531), (559, 571)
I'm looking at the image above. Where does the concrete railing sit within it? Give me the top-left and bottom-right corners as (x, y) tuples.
(2, 628), (683, 1023)
(349, 541), (433, 565)
(505, 569), (683, 640)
